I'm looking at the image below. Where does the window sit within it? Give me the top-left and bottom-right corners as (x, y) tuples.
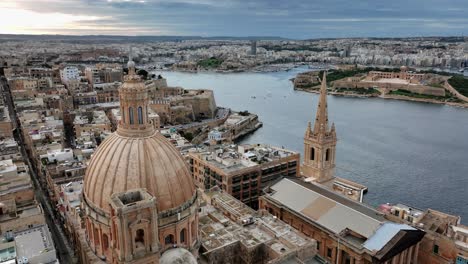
(191, 221), (196, 239)
(94, 228), (100, 245)
(327, 247), (332, 258)
(180, 228), (186, 243)
(165, 234), (174, 245)
(310, 147), (315, 160)
(138, 106), (143, 124)
(103, 234), (109, 251)
(316, 241), (320, 250)
(135, 229), (144, 244)
(129, 107), (134, 124)
(433, 244), (439, 254)
(325, 149), (330, 161)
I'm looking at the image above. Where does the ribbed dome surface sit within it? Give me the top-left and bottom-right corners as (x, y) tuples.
(83, 131), (195, 214)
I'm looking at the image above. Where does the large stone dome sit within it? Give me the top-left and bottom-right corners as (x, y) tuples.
(79, 59), (199, 264)
(160, 248), (197, 264)
(83, 130), (195, 214)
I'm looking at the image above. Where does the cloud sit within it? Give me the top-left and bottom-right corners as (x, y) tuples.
(1, 0), (468, 38)
(0, 7), (107, 34)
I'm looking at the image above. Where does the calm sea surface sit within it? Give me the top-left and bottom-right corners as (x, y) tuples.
(160, 67), (468, 223)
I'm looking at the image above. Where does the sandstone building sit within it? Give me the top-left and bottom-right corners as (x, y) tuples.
(0, 106), (13, 138)
(198, 189), (319, 264)
(188, 143), (299, 209)
(301, 72), (367, 202)
(379, 203), (468, 264)
(258, 72), (426, 264)
(259, 177), (425, 264)
(75, 58), (199, 263)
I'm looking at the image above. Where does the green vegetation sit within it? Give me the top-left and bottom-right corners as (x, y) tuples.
(238, 110), (250, 116)
(137, 69), (148, 80)
(448, 75), (468, 97)
(419, 70), (454, 76)
(388, 89), (449, 101)
(296, 84), (320, 90)
(295, 67), (405, 90)
(197, 57), (223, 68)
(319, 67), (399, 84)
(335, 87), (381, 95)
(180, 131), (193, 141)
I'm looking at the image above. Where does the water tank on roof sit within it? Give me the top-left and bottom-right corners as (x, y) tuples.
(4, 231), (13, 242)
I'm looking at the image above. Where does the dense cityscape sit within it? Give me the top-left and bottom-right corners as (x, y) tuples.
(0, 34), (467, 264)
(1, 2), (468, 264)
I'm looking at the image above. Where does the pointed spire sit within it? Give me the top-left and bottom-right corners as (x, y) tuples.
(127, 46), (136, 75)
(331, 122), (336, 137)
(313, 71), (329, 134)
(305, 121), (312, 137)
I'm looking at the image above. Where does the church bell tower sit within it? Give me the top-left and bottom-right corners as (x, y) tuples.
(302, 72), (337, 187)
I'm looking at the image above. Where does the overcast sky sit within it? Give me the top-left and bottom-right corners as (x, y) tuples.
(2, 0), (468, 38)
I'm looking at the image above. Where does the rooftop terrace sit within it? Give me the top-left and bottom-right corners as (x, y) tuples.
(193, 144), (297, 174)
(200, 190), (316, 262)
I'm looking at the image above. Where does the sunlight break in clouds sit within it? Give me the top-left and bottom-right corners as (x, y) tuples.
(0, 8), (105, 34)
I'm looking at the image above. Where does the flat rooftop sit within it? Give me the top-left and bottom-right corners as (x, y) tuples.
(192, 144), (297, 174)
(0, 204), (42, 223)
(201, 191), (315, 257)
(0, 107), (11, 122)
(418, 209), (460, 234)
(0, 242), (16, 264)
(14, 225), (56, 262)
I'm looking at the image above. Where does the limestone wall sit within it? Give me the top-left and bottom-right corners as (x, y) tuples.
(0, 209), (46, 233)
(174, 90), (217, 119)
(333, 80), (446, 96)
(418, 232), (460, 264)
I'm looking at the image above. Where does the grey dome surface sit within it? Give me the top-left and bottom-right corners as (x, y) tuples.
(160, 248), (197, 264)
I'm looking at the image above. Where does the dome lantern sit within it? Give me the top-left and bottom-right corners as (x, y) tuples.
(117, 49), (154, 137)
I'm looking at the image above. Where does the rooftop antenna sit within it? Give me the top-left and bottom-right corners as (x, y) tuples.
(127, 46), (136, 75)
(129, 46), (133, 62)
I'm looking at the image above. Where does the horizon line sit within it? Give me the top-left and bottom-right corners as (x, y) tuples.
(0, 33), (466, 41)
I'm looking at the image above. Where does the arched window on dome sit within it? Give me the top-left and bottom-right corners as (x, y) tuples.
(86, 220), (92, 241)
(325, 149), (330, 161)
(138, 106), (143, 124)
(112, 221), (119, 249)
(135, 229), (145, 248)
(191, 221), (196, 241)
(94, 228), (100, 246)
(129, 107), (134, 124)
(165, 234), (174, 245)
(180, 228), (186, 243)
(103, 234), (109, 252)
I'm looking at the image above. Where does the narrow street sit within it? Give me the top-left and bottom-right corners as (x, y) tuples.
(0, 77), (77, 263)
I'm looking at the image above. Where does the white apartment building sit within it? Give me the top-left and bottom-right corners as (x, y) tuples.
(59, 66), (80, 83)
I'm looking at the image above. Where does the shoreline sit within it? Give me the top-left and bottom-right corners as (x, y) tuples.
(157, 63), (309, 74)
(294, 87), (468, 108)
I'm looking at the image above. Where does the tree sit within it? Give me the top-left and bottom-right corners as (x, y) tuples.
(182, 132), (193, 141)
(137, 69), (148, 80)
